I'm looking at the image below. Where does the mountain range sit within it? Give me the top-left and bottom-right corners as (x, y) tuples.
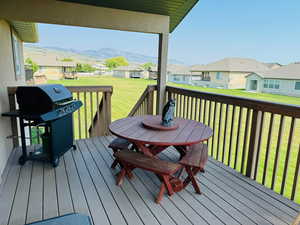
(24, 44), (184, 65)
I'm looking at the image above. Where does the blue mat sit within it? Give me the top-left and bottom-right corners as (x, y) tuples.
(26, 213), (92, 225)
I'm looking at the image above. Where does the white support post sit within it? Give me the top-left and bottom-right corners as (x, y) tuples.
(156, 32), (169, 114)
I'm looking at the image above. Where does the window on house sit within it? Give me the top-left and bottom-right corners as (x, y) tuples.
(11, 32), (22, 79)
(216, 72), (222, 80)
(202, 72), (210, 81)
(295, 82), (300, 90)
(264, 80), (268, 88)
(263, 79), (280, 89)
(274, 80), (280, 89)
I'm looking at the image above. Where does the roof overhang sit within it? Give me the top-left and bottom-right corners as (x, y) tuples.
(9, 21), (39, 43)
(59, 0), (199, 32)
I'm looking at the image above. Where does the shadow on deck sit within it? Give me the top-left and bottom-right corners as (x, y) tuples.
(0, 136), (299, 225)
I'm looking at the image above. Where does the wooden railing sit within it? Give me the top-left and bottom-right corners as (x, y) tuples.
(128, 85), (157, 117)
(166, 86), (300, 203)
(7, 85), (113, 146)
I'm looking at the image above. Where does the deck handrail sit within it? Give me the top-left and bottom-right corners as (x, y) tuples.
(7, 85), (113, 145)
(165, 85), (300, 203)
(128, 85), (157, 117)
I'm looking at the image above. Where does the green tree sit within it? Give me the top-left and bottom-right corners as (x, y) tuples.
(25, 58), (39, 73)
(105, 56), (129, 70)
(75, 63), (96, 72)
(61, 58), (73, 62)
(141, 62), (155, 71)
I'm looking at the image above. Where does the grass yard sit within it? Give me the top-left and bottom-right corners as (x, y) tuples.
(49, 76), (300, 122)
(48, 76), (300, 203)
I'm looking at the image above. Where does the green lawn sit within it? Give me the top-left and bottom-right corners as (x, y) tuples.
(49, 76), (300, 203)
(49, 76), (300, 122)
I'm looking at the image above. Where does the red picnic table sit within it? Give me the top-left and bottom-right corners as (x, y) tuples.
(109, 115), (213, 202)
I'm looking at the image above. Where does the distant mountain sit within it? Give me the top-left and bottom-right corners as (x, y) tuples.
(24, 45), (184, 65)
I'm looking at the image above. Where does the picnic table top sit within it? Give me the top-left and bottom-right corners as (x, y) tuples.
(109, 115), (213, 146)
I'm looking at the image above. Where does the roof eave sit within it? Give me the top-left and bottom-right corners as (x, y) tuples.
(9, 21), (39, 43)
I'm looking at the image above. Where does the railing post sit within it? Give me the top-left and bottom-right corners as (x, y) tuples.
(7, 88), (19, 148)
(246, 109), (261, 178)
(105, 91), (112, 135)
(147, 87), (154, 115)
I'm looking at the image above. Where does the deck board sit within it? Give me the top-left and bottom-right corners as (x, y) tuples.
(0, 137), (299, 225)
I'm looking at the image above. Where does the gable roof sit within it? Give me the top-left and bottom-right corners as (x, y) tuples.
(61, 0), (199, 32)
(190, 58), (269, 72)
(248, 63), (300, 80)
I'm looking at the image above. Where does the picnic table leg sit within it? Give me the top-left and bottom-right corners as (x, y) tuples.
(156, 183), (166, 203)
(183, 166), (201, 194)
(162, 175), (174, 196)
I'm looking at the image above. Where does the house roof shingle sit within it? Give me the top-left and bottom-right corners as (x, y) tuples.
(249, 63), (300, 80)
(190, 58), (269, 72)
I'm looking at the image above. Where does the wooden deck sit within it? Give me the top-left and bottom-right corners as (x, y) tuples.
(0, 136), (299, 225)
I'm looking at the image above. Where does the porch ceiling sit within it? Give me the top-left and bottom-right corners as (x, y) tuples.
(60, 0), (199, 32)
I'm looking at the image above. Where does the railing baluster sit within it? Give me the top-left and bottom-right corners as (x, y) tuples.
(241, 108), (251, 174)
(217, 103), (223, 161)
(228, 105), (236, 166)
(198, 98), (203, 123)
(291, 144), (300, 200)
(281, 117), (296, 195)
(271, 115), (285, 190)
(90, 92), (94, 131)
(234, 107), (243, 170)
(77, 92), (82, 140)
(194, 97), (198, 121)
(211, 101), (218, 158)
(254, 112), (266, 180)
(262, 113), (275, 185)
(222, 104), (229, 163)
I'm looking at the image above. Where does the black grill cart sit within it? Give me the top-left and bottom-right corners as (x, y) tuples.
(2, 84), (82, 167)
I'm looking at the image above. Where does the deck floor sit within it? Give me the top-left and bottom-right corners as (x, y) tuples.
(0, 136), (299, 225)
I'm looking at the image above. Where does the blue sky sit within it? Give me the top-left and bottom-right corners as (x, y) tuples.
(35, 0), (300, 65)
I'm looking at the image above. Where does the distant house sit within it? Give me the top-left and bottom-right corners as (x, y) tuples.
(31, 58), (76, 80)
(113, 65), (146, 79)
(93, 63), (110, 75)
(168, 66), (195, 85)
(190, 58), (270, 89)
(246, 63), (300, 97)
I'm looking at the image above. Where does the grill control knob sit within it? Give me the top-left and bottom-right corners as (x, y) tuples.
(53, 87), (61, 94)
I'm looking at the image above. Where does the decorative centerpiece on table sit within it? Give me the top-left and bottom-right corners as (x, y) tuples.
(161, 99), (176, 127)
(142, 99), (179, 130)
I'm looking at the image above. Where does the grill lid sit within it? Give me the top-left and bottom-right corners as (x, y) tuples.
(16, 84), (73, 115)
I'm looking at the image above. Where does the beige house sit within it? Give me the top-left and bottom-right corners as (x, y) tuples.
(246, 63), (300, 97)
(113, 65), (148, 79)
(190, 57), (270, 89)
(0, 19), (38, 183)
(33, 58), (76, 80)
(168, 65), (195, 85)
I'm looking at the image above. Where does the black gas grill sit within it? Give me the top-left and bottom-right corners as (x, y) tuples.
(2, 84), (82, 167)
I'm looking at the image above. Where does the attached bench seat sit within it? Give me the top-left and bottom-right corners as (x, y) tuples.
(180, 143), (208, 171)
(108, 137), (132, 169)
(179, 143), (208, 194)
(114, 150), (182, 203)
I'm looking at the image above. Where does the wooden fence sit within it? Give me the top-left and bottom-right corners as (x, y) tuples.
(7, 85), (112, 145)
